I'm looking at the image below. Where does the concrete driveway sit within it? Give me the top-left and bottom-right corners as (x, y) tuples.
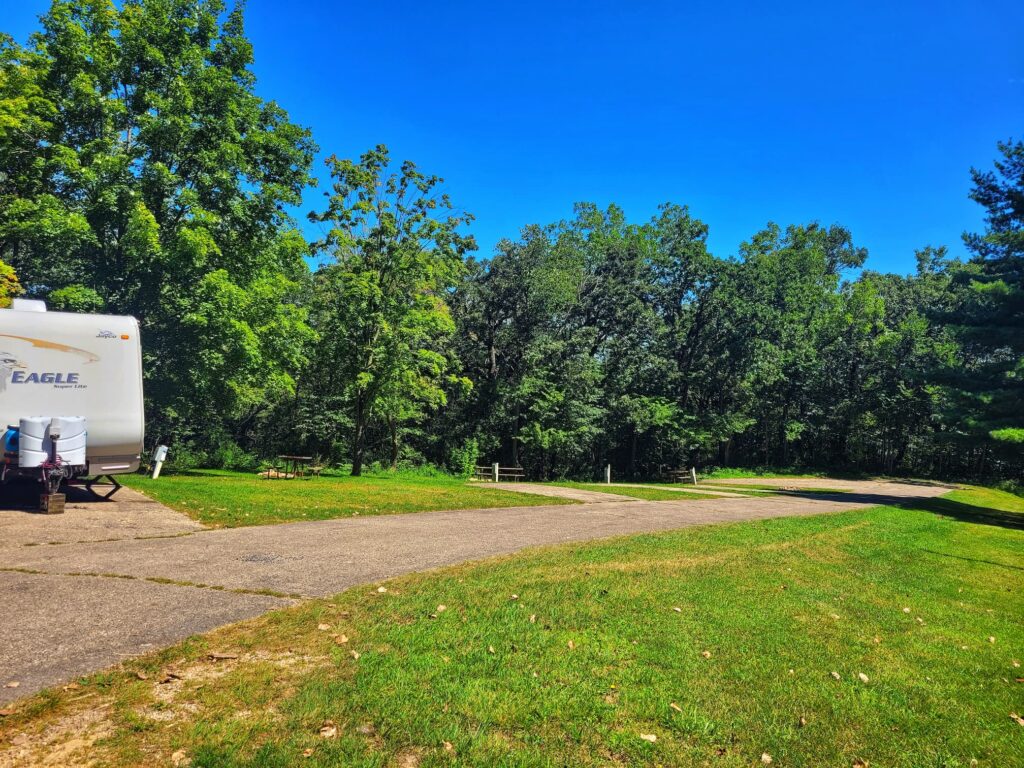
(0, 478), (950, 704)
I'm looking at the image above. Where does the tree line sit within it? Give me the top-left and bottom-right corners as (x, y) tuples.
(1, 1), (1021, 482)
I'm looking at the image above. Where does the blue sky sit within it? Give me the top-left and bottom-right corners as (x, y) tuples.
(3, 1), (1022, 274)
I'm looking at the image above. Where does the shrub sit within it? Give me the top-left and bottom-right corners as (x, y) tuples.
(447, 437), (479, 477)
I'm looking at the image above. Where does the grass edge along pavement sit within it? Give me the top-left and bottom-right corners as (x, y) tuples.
(1, 485), (1022, 767)
(119, 469), (576, 527)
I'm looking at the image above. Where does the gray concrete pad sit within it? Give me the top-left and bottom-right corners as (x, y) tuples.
(0, 478), (948, 703)
(0, 571), (289, 705)
(0, 485), (201, 548)
(488, 482), (640, 502)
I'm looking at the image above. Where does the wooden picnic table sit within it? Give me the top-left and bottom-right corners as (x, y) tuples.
(277, 455), (313, 479)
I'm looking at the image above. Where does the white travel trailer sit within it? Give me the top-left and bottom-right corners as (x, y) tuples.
(0, 299), (144, 493)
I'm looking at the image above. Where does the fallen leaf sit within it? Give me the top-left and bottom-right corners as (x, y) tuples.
(916, 617), (924, 624)
(873, 636), (881, 644)
(672, 607), (682, 613)
(442, 741), (454, 753)
(761, 753), (773, 764)
(1013, 660), (1020, 668)
(334, 634), (349, 644)
(510, 594), (519, 600)
(853, 761), (868, 768)
(319, 721), (338, 739)
(488, 645), (496, 654)
(0, 708), (14, 717)
(639, 733), (657, 743)
(1011, 712), (1024, 727)
(3, 682), (19, 689)
(302, 748), (314, 758)
(350, 650), (361, 660)
(567, 640), (576, 650)
(529, 614), (537, 623)
(858, 672), (870, 683)
(377, 587), (387, 593)
(135, 671), (149, 680)
(317, 623), (331, 631)
(830, 613), (840, 620)
(171, 749), (191, 767)
(208, 652), (238, 661)
(798, 716), (807, 727)
(670, 702), (683, 713)
(988, 636), (996, 644)
(436, 605), (447, 613)
(902, 607), (911, 613)
(788, 669), (795, 675)
(830, 671), (841, 681)
(701, 650), (711, 659)
(356, 723), (375, 736)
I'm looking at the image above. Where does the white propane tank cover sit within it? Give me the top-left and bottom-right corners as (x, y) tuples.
(10, 298), (47, 312)
(19, 416), (52, 468)
(51, 416), (87, 466)
(153, 445), (168, 462)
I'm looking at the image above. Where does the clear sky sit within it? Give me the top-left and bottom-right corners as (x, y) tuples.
(3, 0), (1023, 273)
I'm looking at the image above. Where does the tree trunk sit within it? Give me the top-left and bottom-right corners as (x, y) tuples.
(630, 427), (638, 479)
(351, 403), (366, 477)
(389, 416), (399, 470)
(511, 410), (521, 466)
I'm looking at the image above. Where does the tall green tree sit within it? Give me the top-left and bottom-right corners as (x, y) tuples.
(306, 146), (475, 475)
(0, 0), (317, 443)
(951, 139), (1024, 448)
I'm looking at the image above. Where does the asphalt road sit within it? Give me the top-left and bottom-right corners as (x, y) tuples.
(0, 478), (948, 704)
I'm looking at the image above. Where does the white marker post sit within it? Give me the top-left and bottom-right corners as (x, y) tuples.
(691, 467), (698, 485)
(493, 462), (500, 483)
(606, 464), (612, 484)
(151, 445), (169, 479)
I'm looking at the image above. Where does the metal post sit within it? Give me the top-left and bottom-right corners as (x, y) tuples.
(691, 467), (697, 485)
(493, 462), (500, 483)
(606, 464), (611, 484)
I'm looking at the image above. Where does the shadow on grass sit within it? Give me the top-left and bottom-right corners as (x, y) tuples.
(919, 548), (1024, 571)
(900, 496), (1024, 531)
(730, 488), (1024, 532)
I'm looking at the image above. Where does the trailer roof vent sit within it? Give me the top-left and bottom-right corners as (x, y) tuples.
(10, 298), (47, 312)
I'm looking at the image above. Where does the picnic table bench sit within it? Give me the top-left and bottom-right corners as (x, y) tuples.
(274, 455), (313, 479)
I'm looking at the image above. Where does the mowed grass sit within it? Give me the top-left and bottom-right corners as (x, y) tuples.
(2, 488), (1023, 767)
(121, 470), (572, 527)
(550, 481), (720, 501)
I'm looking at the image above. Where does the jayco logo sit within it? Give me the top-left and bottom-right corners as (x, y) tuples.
(10, 372), (81, 384)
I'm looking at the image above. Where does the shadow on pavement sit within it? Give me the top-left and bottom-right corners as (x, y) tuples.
(0, 479), (113, 512)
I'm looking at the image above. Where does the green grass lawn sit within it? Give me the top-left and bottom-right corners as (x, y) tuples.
(121, 470), (573, 527)
(3, 487), (1023, 767)
(549, 481), (720, 501)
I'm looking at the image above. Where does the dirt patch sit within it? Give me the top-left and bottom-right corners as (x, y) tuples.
(0, 701), (113, 768)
